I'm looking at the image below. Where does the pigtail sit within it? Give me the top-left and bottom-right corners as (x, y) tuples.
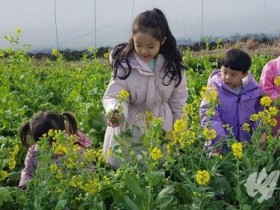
(19, 122), (31, 147)
(62, 112), (78, 135)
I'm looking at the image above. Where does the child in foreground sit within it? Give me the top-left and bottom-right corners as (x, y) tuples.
(102, 8), (188, 167)
(18, 111), (92, 188)
(200, 49), (263, 154)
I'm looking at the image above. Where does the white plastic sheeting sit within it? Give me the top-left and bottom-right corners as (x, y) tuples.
(0, 0), (280, 52)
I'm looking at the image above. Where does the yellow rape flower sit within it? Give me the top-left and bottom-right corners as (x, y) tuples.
(88, 46), (94, 53)
(7, 159), (16, 171)
(55, 169), (63, 180)
(49, 163), (58, 172)
(15, 27), (22, 35)
(103, 52), (109, 59)
(203, 127), (217, 140)
(53, 143), (67, 155)
(151, 147), (162, 161)
(173, 119), (187, 133)
(268, 106), (278, 116)
(195, 170), (211, 186)
(207, 108), (216, 116)
(66, 157), (75, 169)
(269, 118), (277, 127)
(117, 90), (129, 102)
(260, 96), (272, 107)
(274, 76), (280, 86)
(81, 178), (101, 195)
(51, 48), (59, 57)
(0, 170), (9, 181)
(242, 123), (251, 132)
(231, 142), (243, 159)
(166, 143), (172, 154)
(201, 85), (218, 103)
(250, 113), (259, 122)
(103, 176), (111, 185)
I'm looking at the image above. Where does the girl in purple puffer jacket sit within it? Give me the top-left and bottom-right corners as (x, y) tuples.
(18, 111), (92, 188)
(200, 49), (263, 152)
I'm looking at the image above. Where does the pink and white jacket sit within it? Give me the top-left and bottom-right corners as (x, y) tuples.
(260, 56), (280, 100)
(102, 53), (188, 167)
(18, 131), (92, 188)
(260, 56), (280, 135)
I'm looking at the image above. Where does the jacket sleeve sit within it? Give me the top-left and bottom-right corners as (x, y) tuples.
(76, 131), (92, 148)
(168, 71), (188, 123)
(102, 76), (128, 116)
(200, 99), (226, 146)
(260, 61), (279, 100)
(18, 146), (37, 188)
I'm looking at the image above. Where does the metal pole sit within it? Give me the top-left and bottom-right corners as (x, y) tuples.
(200, 0), (204, 42)
(54, 0), (60, 49)
(94, 0), (97, 47)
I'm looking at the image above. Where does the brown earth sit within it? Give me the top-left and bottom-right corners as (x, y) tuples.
(186, 38), (280, 58)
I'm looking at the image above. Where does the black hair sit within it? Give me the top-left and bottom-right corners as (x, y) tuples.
(19, 111), (78, 147)
(221, 48), (252, 73)
(111, 8), (185, 87)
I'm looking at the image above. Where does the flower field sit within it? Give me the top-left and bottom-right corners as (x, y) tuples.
(1, 31), (280, 209)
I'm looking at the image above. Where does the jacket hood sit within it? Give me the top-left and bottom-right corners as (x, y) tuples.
(111, 52), (166, 76)
(209, 69), (259, 93)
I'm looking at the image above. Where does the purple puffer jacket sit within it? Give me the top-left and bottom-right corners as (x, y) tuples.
(18, 131), (92, 188)
(200, 69), (263, 146)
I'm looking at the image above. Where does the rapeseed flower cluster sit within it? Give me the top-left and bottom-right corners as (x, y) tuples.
(260, 96), (272, 107)
(52, 48), (59, 57)
(172, 119), (196, 148)
(81, 177), (102, 195)
(250, 106), (278, 127)
(200, 85), (218, 103)
(242, 123), (251, 132)
(203, 127), (217, 141)
(8, 144), (19, 170)
(0, 170), (9, 181)
(195, 170), (211, 186)
(15, 27), (22, 35)
(85, 148), (104, 163)
(117, 90), (129, 102)
(231, 142), (243, 159)
(151, 147), (162, 161)
(53, 143), (67, 155)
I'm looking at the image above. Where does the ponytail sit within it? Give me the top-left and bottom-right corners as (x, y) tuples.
(20, 122), (31, 147)
(62, 112), (78, 135)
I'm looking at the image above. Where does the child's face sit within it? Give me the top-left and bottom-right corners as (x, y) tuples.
(133, 31), (164, 63)
(221, 66), (248, 89)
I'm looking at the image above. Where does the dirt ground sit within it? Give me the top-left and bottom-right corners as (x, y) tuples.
(187, 38), (280, 58)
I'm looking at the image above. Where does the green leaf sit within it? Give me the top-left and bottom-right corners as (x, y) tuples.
(0, 187), (13, 206)
(241, 204), (252, 210)
(125, 174), (143, 197)
(55, 200), (67, 210)
(124, 195), (140, 210)
(147, 171), (165, 186)
(156, 185), (174, 203)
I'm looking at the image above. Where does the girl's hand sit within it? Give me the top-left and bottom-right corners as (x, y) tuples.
(107, 110), (120, 128)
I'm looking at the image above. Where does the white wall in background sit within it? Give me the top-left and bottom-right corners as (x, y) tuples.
(0, 0), (279, 52)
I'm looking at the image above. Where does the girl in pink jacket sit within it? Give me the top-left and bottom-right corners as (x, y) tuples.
(103, 8), (188, 167)
(260, 56), (280, 136)
(18, 111), (92, 188)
